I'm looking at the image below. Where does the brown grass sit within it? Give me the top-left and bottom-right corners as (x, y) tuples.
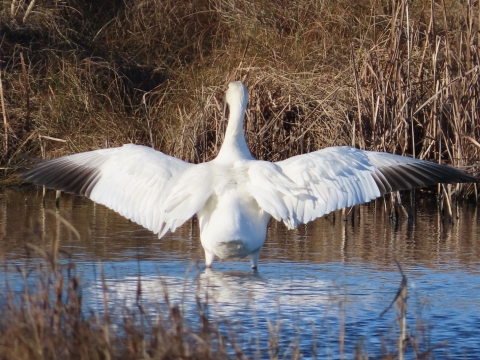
(1, 0), (479, 191)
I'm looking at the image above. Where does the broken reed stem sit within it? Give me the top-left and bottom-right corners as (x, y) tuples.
(0, 69), (7, 156)
(351, 45), (364, 150)
(20, 52), (30, 126)
(10, 0), (17, 16)
(100, 264), (112, 360)
(405, 0), (415, 159)
(22, 0), (36, 23)
(397, 280), (407, 360)
(442, 184), (453, 221)
(380, 261), (408, 360)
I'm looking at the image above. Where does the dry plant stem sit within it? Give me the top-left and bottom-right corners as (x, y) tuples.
(397, 276), (407, 360)
(396, 192), (410, 219)
(141, 93), (155, 149)
(389, 193), (399, 221)
(39, 135), (67, 143)
(55, 190), (61, 206)
(1, 0), (479, 195)
(478, 0), (480, 51)
(339, 299), (346, 360)
(100, 264), (112, 360)
(10, 0), (17, 15)
(22, 0), (36, 23)
(380, 261), (408, 360)
(0, 70), (7, 156)
(351, 45), (364, 150)
(20, 52), (30, 133)
(442, 184), (453, 221)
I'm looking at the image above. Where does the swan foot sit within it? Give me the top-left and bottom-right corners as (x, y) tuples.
(249, 250), (260, 270)
(205, 249), (215, 268)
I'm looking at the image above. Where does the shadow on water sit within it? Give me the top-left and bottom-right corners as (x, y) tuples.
(1, 187), (480, 358)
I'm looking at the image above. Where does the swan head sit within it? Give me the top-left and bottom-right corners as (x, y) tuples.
(225, 81), (248, 112)
(216, 81), (253, 160)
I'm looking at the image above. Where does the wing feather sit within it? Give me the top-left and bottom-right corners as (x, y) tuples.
(248, 146), (475, 228)
(22, 144), (207, 237)
(23, 144), (476, 235)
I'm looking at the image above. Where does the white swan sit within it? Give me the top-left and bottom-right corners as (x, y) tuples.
(23, 81), (476, 269)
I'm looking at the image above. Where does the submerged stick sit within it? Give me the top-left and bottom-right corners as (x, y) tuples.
(380, 260), (408, 360)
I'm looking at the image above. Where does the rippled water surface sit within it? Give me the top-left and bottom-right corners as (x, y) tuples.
(1, 188), (480, 358)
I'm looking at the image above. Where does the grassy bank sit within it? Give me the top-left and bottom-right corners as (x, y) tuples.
(1, 0), (479, 188)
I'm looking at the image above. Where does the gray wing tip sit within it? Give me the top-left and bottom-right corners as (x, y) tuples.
(21, 158), (101, 197)
(374, 161), (477, 195)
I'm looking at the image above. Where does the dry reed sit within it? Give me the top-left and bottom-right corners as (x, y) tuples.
(1, 0), (479, 194)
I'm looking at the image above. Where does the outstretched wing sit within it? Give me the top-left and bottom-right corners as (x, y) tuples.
(22, 144), (207, 237)
(250, 146), (476, 229)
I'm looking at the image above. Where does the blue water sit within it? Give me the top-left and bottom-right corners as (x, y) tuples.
(1, 188), (480, 358)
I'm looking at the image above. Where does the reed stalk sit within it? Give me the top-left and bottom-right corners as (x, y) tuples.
(0, 69), (7, 158)
(0, 0), (477, 194)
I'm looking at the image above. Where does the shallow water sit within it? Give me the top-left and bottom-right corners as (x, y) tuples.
(1, 188), (480, 358)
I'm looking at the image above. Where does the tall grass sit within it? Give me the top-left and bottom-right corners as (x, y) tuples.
(1, 0), (479, 188)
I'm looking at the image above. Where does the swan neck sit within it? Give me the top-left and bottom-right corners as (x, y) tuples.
(226, 101), (245, 137)
(217, 101), (252, 160)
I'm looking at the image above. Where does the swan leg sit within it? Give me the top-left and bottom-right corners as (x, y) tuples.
(204, 249), (215, 268)
(249, 250), (261, 270)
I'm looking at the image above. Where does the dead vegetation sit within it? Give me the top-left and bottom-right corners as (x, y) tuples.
(1, 0), (479, 191)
